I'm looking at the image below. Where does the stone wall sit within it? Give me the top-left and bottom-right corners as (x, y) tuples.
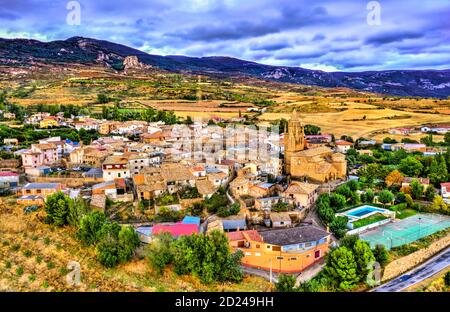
(28, 176), (103, 187)
(382, 234), (450, 281)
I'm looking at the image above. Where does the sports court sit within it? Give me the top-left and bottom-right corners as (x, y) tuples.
(359, 213), (450, 250)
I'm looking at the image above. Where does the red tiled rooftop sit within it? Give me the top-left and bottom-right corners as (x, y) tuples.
(152, 224), (198, 237)
(227, 230), (263, 242)
(336, 141), (353, 145)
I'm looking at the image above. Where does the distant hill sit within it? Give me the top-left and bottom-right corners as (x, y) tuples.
(1, 36), (449, 98)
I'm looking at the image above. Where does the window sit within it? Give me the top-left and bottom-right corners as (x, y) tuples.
(276, 256), (284, 260)
(289, 257), (297, 261)
(315, 250), (321, 259)
(256, 244), (260, 249)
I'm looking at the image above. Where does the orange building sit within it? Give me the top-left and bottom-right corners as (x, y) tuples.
(227, 226), (330, 273)
(16, 182), (62, 206)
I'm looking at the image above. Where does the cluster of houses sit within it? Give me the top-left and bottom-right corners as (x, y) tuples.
(389, 125), (450, 136)
(11, 113), (450, 274)
(0, 111), (354, 274)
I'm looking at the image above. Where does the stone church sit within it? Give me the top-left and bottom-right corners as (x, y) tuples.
(284, 111), (347, 183)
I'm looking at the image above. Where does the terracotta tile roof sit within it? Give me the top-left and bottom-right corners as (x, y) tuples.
(227, 230), (262, 242)
(336, 141), (353, 146)
(295, 146), (332, 157)
(270, 212), (292, 222)
(161, 163), (194, 181)
(196, 178), (217, 195)
(284, 181), (319, 195)
(103, 155), (129, 165)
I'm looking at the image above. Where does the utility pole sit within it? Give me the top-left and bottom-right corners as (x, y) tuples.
(269, 258), (273, 284)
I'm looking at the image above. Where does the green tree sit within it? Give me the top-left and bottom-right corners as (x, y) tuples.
(410, 180), (424, 200)
(425, 186), (435, 202)
(96, 236), (119, 268)
(429, 155), (448, 187)
(97, 93), (110, 104)
(396, 192), (406, 203)
(329, 193), (346, 211)
(170, 231), (243, 284)
(329, 216), (348, 239)
(377, 190), (394, 207)
(96, 223), (139, 268)
(399, 156), (423, 177)
(429, 195), (448, 213)
(347, 179), (360, 191)
(304, 124), (321, 135)
(373, 244), (389, 267)
(44, 191), (72, 226)
(358, 163), (389, 184)
(186, 202), (205, 216)
(444, 271), (450, 287)
(275, 274), (297, 292)
(362, 189), (375, 203)
(353, 239), (375, 279)
(77, 211), (107, 246)
(325, 246), (359, 291)
(184, 116), (194, 125)
(336, 184), (352, 199)
(405, 194), (414, 208)
(117, 226), (140, 263)
(146, 233), (174, 274)
(339, 235), (359, 250)
(444, 132), (450, 145)
(68, 196), (91, 228)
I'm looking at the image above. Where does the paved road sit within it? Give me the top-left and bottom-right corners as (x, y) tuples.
(372, 247), (450, 292)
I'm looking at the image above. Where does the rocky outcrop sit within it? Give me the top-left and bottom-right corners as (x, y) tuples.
(123, 56), (144, 70)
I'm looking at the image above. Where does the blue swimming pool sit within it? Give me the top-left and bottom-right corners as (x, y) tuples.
(346, 206), (385, 218)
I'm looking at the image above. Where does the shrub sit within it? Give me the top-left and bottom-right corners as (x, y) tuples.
(146, 233), (174, 275)
(329, 216), (348, 239)
(23, 250), (32, 257)
(275, 274), (297, 292)
(16, 266), (24, 276)
(373, 244), (389, 267)
(44, 191), (72, 226)
(96, 224), (140, 268)
(444, 271), (450, 287)
(47, 262), (55, 269)
(77, 210), (107, 246)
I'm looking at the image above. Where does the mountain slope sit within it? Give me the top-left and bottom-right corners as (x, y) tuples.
(1, 36), (449, 98)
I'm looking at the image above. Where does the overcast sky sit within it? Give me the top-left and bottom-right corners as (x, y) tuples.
(0, 0), (449, 72)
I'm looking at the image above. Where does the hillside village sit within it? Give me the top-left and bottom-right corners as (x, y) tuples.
(1, 102), (450, 292)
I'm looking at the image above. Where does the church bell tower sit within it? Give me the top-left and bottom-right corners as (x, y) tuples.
(284, 110), (305, 175)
